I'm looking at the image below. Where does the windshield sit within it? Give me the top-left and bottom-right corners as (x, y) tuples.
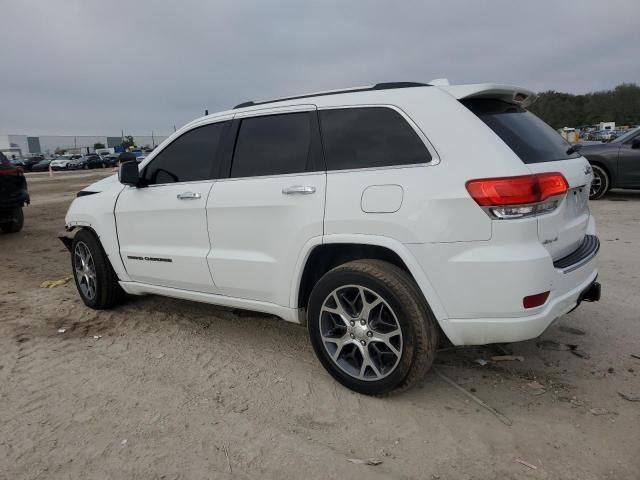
(610, 127), (640, 144)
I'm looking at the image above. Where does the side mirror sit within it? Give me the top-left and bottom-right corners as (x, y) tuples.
(632, 139), (640, 150)
(119, 161), (142, 186)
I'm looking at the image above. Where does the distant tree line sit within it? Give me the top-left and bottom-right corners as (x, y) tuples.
(529, 83), (640, 129)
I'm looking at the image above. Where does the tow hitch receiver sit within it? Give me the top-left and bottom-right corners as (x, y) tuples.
(581, 281), (601, 303)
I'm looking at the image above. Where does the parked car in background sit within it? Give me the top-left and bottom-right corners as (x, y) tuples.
(20, 155), (44, 171)
(0, 152), (29, 233)
(60, 81), (600, 395)
(50, 156), (74, 170)
(31, 159), (53, 172)
(69, 154), (108, 170)
(577, 126), (640, 199)
(100, 154), (119, 167)
(10, 158), (26, 167)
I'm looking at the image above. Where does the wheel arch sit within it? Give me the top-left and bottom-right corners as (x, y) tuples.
(60, 220), (130, 282)
(292, 234), (448, 322)
(587, 158), (614, 186)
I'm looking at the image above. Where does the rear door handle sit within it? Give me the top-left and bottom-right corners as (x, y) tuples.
(177, 191), (201, 200)
(282, 185), (316, 195)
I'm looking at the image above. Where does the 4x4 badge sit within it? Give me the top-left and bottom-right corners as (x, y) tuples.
(584, 165), (593, 175)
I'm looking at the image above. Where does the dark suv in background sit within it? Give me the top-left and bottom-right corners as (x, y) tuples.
(0, 152), (29, 233)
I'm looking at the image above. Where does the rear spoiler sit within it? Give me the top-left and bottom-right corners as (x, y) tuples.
(437, 83), (537, 108)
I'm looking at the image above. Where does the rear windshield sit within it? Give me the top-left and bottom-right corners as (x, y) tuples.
(462, 99), (579, 164)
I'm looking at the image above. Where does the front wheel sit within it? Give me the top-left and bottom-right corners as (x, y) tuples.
(589, 165), (610, 200)
(71, 229), (126, 309)
(308, 260), (438, 395)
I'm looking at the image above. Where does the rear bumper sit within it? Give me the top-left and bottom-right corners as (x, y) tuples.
(440, 271), (599, 345)
(406, 231), (600, 345)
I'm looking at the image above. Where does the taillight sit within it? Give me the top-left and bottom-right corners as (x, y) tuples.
(466, 173), (568, 219)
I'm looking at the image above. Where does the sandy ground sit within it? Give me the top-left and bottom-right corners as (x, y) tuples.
(1, 170), (639, 480)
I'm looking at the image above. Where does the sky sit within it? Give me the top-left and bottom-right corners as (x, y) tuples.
(1, 0), (638, 136)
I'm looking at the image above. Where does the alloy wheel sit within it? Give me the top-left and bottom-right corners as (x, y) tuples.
(590, 170), (603, 198)
(319, 285), (403, 381)
(74, 241), (97, 300)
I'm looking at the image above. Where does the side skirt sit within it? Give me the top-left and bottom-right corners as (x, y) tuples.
(119, 281), (304, 324)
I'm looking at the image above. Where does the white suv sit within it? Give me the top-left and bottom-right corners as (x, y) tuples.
(60, 81), (601, 394)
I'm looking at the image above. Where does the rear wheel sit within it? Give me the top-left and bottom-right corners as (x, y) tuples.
(308, 260), (438, 395)
(589, 165), (609, 200)
(71, 229), (126, 309)
(0, 207), (24, 233)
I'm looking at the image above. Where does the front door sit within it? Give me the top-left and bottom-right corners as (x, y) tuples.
(206, 106), (326, 306)
(618, 132), (640, 187)
(115, 119), (230, 293)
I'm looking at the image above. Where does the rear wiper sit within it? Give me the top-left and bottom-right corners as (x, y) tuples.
(566, 146), (579, 155)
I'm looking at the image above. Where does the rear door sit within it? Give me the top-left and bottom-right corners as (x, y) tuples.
(206, 105), (326, 306)
(115, 119), (230, 293)
(462, 99), (591, 260)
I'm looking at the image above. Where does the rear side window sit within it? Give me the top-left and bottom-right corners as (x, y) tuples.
(319, 107), (431, 171)
(144, 121), (227, 185)
(231, 112), (312, 178)
(462, 99), (579, 164)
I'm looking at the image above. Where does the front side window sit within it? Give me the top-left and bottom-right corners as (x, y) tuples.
(144, 122), (227, 185)
(319, 107), (432, 171)
(231, 112), (312, 178)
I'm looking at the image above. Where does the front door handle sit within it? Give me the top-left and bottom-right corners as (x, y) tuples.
(282, 185), (316, 195)
(177, 191), (201, 200)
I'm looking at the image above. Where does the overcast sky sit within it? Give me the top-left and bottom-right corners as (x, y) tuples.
(1, 0), (638, 136)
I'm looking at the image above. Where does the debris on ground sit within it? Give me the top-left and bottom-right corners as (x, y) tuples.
(589, 408), (616, 416)
(537, 340), (576, 351)
(40, 276), (73, 288)
(631, 354), (640, 360)
(570, 349), (591, 359)
(474, 359), (488, 366)
(121, 439), (128, 446)
(223, 444), (232, 473)
(154, 353), (165, 359)
(347, 458), (383, 466)
(491, 355), (524, 362)
(435, 368), (513, 426)
(525, 381), (546, 396)
(618, 392), (640, 402)
(537, 340), (590, 359)
(559, 326), (585, 335)
(92, 335), (102, 340)
(515, 458), (538, 470)
(57, 328), (66, 334)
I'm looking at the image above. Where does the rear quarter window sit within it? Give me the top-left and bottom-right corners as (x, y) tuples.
(319, 107), (432, 171)
(462, 99), (579, 164)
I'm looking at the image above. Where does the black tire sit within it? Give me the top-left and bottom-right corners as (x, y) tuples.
(71, 229), (126, 309)
(83, 164), (89, 170)
(589, 165), (610, 200)
(307, 259), (438, 395)
(0, 207), (24, 233)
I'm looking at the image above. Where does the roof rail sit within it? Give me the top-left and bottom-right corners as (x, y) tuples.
(233, 82), (430, 109)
